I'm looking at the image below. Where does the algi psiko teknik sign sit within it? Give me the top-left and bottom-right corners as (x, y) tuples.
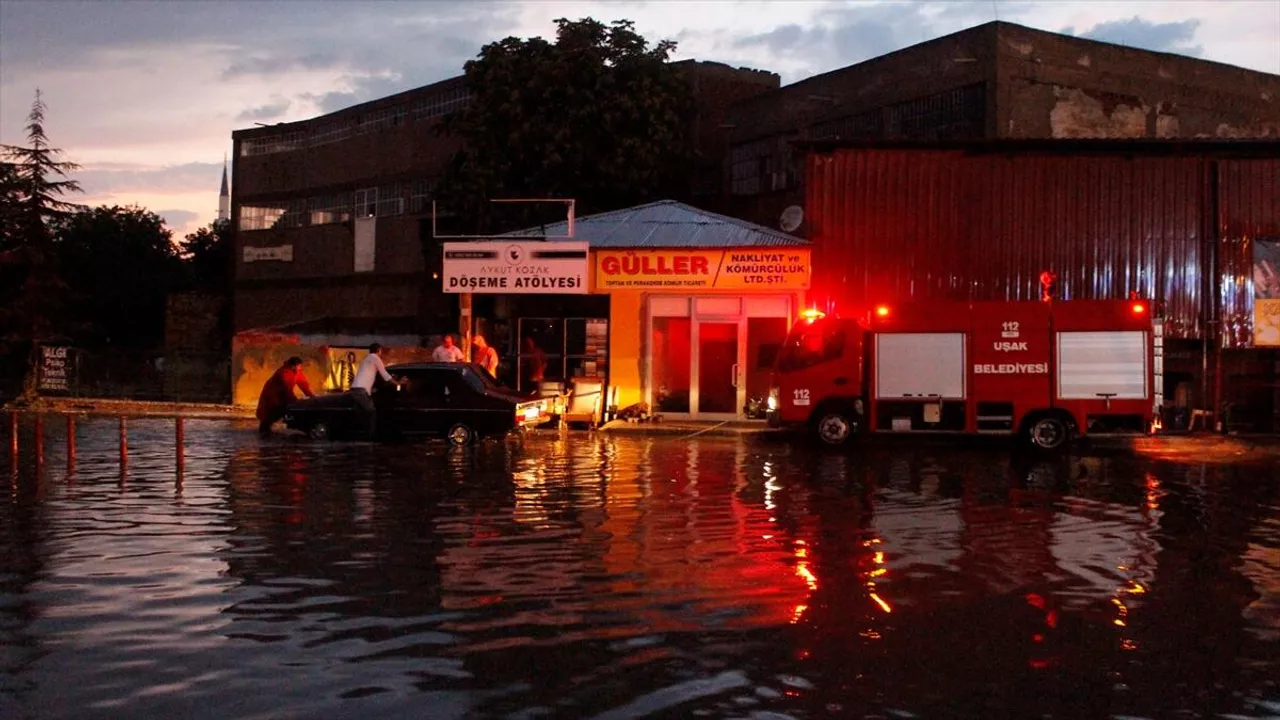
(442, 241), (589, 294)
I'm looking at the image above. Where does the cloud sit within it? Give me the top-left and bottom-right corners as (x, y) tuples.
(156, 208), (199, 231)
(222, 53), (340, 80)
(722, 1), (1008, 81)
(1067, 16), (1203, 56)
(75, 162), (224, 196)
(236, 99), (292, 123)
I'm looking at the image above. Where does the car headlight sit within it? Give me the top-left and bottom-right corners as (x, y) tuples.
(767, 388), (779, 411)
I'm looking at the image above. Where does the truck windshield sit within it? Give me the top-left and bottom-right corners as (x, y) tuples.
(776, 321), (846, 372)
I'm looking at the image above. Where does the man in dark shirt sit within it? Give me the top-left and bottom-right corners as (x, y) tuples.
(256, 356), (315, 435)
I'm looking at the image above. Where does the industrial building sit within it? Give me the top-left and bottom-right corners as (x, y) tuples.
(725, 21), (1280, 230)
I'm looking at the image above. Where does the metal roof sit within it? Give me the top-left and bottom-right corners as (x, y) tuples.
(503, 200), (807, 248)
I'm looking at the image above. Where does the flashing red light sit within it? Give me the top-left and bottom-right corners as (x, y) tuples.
(1132, 303), (1146, 314)
(801, 308), (826, 324)
(875, 305), (890, 318)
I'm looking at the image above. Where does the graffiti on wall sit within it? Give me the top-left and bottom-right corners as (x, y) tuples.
(325, 347), (368, 391)
(1255, 238), (1280, 347)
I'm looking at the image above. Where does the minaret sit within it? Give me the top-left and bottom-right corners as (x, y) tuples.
(217, 155), (230, 222)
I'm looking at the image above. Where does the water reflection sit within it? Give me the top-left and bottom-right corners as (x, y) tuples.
(0, 417), (1277, 718)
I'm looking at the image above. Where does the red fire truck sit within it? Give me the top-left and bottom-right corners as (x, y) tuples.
(766, 299), (1161, 450)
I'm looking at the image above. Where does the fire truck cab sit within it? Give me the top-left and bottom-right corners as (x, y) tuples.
(767, 299), (1159, 450)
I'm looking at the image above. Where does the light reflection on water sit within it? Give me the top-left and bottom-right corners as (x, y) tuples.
(1, 417), (1278, 719)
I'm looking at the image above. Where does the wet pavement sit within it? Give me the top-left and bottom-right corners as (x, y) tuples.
(2, 418), (1278, 719)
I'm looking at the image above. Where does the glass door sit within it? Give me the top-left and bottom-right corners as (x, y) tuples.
(694, 320), (740, 417)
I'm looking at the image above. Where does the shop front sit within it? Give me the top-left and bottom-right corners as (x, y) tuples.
(595, 246), (811, 420)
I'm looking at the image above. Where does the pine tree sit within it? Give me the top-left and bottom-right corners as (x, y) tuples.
(0, 90), (84, 399)
(1, 88), (84, 246)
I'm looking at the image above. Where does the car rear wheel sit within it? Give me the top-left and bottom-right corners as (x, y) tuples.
(447, 423), (474, 447)
(308, 422), (330, 441)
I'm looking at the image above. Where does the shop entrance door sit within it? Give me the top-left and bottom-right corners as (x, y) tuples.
(694, 319), (740, 418)
(648, 296), (794, 420)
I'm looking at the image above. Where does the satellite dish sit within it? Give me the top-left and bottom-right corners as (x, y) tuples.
(779, 205), (804, 233)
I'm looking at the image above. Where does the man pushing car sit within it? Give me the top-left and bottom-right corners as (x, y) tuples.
(349, 343), (404, 439)
(256, 356), (315, 436)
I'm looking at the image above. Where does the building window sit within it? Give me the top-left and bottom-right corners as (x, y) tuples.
(354, 187), (377, 217)
(357, 105), (407, 135)
(887, 83), (986, 140)
(411, 87), (471, 120)
(239, 204), (287, 231)
(312, 121), (353, 146)
(376, 183), (404, 216)
(278, 199), (308, 229)
(239, 131), (305, 157)
(309, 193), (352, 225)
(808, 109), (883, 141)
(409, 180), (432, 214)
(730, 138), (773, 196)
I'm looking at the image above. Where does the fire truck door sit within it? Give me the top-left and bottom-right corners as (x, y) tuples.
(968, 302), (1053, 432)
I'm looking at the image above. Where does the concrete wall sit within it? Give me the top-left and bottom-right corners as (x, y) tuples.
(231, 330), (435, 407)
(234, 280), (424, 332)
(995, 23), (1280, 139)
(164, 292), (230, 402)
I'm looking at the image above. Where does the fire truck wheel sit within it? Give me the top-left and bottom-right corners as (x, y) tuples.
(1025, 414), (1071, 451)
(814, 409), (857, 446)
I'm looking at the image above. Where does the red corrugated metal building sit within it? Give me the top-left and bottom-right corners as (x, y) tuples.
(802, 140), (1280, 431)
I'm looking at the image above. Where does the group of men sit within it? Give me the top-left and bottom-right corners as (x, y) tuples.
(430, 333), (500, 377)
(255, 333), (501, 437)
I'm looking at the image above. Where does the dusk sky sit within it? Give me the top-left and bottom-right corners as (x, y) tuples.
(2, 0), (1277, 238)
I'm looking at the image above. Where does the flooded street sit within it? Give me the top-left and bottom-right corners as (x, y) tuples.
(2, 418), (1278, 719)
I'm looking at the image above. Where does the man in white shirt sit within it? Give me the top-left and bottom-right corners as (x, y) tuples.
(349, 343), (402, 438)
(432, 334), (464, 363)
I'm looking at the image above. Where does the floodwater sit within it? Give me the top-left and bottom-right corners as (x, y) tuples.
(2, 418), (1278, 720)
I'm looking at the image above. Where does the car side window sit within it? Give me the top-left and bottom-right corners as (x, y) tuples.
(402, 371), (448, 407)
(444, 369), (479, 399)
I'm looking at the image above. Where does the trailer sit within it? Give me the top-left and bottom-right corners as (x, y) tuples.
(766, 299), (1161, 450)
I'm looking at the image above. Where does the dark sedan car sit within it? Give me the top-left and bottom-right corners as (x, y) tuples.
(282, 362), (551, 445)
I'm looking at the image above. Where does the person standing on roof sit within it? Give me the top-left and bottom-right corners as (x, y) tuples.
(349, 343), (403, 439)
(256, 356), (314, 436)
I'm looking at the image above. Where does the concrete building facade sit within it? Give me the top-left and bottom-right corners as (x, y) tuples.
(229, 62), (779, 337)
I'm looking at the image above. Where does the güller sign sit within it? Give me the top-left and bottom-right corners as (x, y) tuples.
(442, 241), (589, 294)
(594, 249), (811, 290)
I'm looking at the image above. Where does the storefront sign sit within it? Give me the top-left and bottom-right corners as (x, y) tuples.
(594, 248), (810, 290)
(1255, 238), (1280, 347)
(243, 245), (293, 263)
(37, 344), (74, 394)
(442, 241), (589, 294)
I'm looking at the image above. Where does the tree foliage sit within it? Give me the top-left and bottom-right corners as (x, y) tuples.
(180, 218), (232, 292)
(437, 17), (696, 231)
(57, 205), (185, 348)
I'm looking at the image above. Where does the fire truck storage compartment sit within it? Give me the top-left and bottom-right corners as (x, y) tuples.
(1056, 331), (1148, 400)
(874, 332), (967, 431)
